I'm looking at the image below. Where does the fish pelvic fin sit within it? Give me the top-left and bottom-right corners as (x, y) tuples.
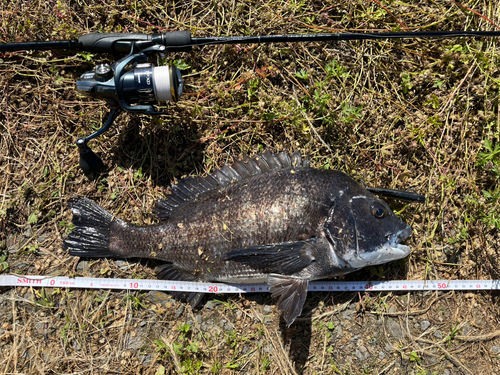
(155, 263), (198, 282)
(269, 275), (309, 327)
(63, 197), (121, 257)
(155, 263), (204, 308)
(155, 150), (310, 220)
(222, 239), (316, 275)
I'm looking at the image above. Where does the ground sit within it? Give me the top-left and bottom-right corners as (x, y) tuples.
(1, 0), (500, 374)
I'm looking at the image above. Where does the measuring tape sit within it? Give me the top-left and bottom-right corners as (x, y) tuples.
(1, 275), (499, 293)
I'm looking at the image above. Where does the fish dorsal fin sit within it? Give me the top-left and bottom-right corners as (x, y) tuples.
(155, 175), (219, 220)
(155, 150), (309, 220)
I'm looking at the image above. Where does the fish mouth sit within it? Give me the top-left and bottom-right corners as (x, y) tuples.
(343, 225), (412, 269)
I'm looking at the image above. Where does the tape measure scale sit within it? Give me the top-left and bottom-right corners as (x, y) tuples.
(1, 275), (499, 293)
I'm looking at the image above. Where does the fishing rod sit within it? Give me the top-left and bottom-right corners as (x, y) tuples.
(3, 30), (500, 53)
(2, 30), (500, 174)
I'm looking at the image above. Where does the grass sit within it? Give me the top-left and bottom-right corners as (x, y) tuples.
(1, 0), (500, 374)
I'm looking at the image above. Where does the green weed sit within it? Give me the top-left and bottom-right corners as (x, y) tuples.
(28, 212), (38, 224)
(0, 253), (8, 273)
(212, 299), (238, 311)
(154, 324), (203, 373)
(260, 354), (271, 371)
(466, 139), (500, 230)
(124, 294), (149, 310)
(446, 323), (461, 345)
(210, 359), (222, 374)
(409, 351), (421, 362)
(173, 59), (191, 70)
(325, 59), (350, 79)
(34, 288), (54, 308)
(340, 102), (363, 124)
(247, 78), (260, 100)
(401, 72), (413, 94)
(180, 358), (203, 374)
(294, 69), (310, 80)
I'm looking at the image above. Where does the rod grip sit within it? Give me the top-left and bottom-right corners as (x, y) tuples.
(157, 30), (192, 52)
(78, 33), (151, 53)
(78, 31), (192, 53)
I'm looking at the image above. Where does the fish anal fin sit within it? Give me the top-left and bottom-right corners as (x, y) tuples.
(172, 291), (205, 309)
(223, 239), (316, 275)
(269, 275), (309, 327)
(155, 151), (311, 220)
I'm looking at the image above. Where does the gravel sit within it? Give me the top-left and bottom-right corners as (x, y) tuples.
(174, 304), (185, 317)
(433, 330), (443, 339)
(384, 318), (404, 340)
(354, 345), (370, 361)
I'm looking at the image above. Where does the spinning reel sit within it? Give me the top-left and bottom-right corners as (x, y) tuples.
(75, 44), (183, 172)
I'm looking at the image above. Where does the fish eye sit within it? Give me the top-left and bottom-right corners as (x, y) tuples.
(371, 203), (387, 218)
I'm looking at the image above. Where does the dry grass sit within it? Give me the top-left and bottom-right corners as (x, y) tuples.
(1, 0), (500, 374)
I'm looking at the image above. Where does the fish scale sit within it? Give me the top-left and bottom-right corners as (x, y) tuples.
(64, 150), (414, 326)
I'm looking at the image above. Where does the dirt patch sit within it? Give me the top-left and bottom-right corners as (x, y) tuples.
(1, 0), (500, 374)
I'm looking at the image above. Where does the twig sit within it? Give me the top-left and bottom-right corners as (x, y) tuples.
(310, 300), (352, 322)
(416, 337), (473, 375)
(438, 61), (477, 118)
(379, 360), (396, 374)
(370, 0), (407, 29)
(162, 335), (184, 373)
(369, 295), (439, 316)
(3, 289), (18, 374)
(451, 0), (500, 30)
(293, 93), (333, 154)
(455, 330), (500, 342)
(262, 325), (297, 375)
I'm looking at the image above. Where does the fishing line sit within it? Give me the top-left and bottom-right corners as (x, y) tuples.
(1, 275), (498, 293)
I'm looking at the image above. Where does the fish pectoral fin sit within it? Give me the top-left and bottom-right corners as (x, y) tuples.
(222, 239), (316, 275)
(269, 275), (309, 327)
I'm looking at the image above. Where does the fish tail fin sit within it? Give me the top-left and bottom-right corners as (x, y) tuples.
(63, 197), (119, 258)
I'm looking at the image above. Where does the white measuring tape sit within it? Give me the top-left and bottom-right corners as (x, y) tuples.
(1, 275), (499, 293)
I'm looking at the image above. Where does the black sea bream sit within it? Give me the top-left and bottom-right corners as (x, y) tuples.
(64, 151), (412, 326)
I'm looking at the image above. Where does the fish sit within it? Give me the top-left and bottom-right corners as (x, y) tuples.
(63, 150), (413, 326)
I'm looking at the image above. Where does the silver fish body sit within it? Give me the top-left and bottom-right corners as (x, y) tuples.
(64, 151), (412, 325)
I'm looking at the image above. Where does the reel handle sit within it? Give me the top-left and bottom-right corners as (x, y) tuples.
(76, 138), (104, 173)
(75, 106), (122, 173)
